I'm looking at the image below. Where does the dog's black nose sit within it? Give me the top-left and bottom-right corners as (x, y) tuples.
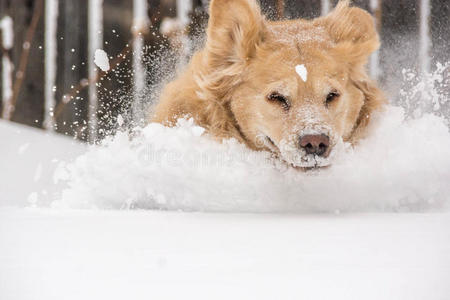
(299, 134), (330, 157)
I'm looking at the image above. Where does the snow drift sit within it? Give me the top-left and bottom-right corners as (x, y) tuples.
(0, 120), (85, 207)
(53, 104), (450, 213)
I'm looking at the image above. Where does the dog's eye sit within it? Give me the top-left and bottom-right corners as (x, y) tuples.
(267, 92), (290, 110)
(325, 91), (340, 106)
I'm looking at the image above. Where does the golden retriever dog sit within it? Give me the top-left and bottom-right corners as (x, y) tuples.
(151, 0), (386, 168)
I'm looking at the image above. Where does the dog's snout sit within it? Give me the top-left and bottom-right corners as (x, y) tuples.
(299, 134), (330, 157)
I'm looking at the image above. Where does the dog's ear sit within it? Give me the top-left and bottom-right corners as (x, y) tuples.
(318, 0), (379, 68)
(349, 77), (387, 142)
(205, 0), (266, 67)
(317, 1), (385, 142)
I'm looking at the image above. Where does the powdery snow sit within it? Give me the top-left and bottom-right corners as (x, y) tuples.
(0, 120), (85, 207)
(94, 49), (110, 72)
(50, 62), (450, 213)
(52, 106), (450, 213)
(295, 64), (308, 82)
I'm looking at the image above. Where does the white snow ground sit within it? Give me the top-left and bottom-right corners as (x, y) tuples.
(0, 120), (85, 207)
(1, 208), (449, 300)
(1, 110), (450, 299)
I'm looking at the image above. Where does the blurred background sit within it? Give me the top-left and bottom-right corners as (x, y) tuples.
(0, 0), (449, 143)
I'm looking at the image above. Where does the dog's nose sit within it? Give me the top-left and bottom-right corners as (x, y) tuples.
(299, 134), (330, 157)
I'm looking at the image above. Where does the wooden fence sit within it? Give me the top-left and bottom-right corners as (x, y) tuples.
(0, 0), (449, 142)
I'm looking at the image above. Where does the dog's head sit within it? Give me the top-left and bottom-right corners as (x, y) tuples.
(202, 0), (385, 168)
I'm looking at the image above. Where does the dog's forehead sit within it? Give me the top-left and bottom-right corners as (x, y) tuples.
(260, 47), (334, 77)
(278, 56), (339, 91)
(267, 21), (332, 49)
(264, 21), (338, 79)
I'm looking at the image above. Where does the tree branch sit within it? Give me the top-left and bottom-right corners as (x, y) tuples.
(6, 0), (44, 120)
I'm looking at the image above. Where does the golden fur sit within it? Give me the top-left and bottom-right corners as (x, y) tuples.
(151, 0), (386, 167)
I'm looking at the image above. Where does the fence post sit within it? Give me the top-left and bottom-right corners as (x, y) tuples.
(132, 0), (150, 125)
(0, 0), (4, 115)
(54, 0), (88, 139)
(88, 0), (103, 143)
(370, 0), (382, 80)
(44, 0), (58, 130)
(276, 0), (285, 19)
(1, 10), (14, 119)
(321, 0), (330, 16)
(431, 0), (450, 65)
(177, 0), (192, 64)
(419, 0), (431, 75)
(379, 0), (419, 99)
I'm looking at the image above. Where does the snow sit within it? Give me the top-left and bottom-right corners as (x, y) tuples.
(0, 120), (85, 207)
(0, 208), (449, 300)
(160, 17), (182, 36)
(295, 64), (308, 82)
(52, 107), (450, 213)
(94, 49), (110, 72)
(400, 62), (449, 116)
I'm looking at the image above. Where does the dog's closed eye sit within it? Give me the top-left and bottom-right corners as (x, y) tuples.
(325, 90), (340, 106)
(267, 92), (290, 110)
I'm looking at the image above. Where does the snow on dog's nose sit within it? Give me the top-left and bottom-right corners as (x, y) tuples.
(299, 134), (330, 157)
